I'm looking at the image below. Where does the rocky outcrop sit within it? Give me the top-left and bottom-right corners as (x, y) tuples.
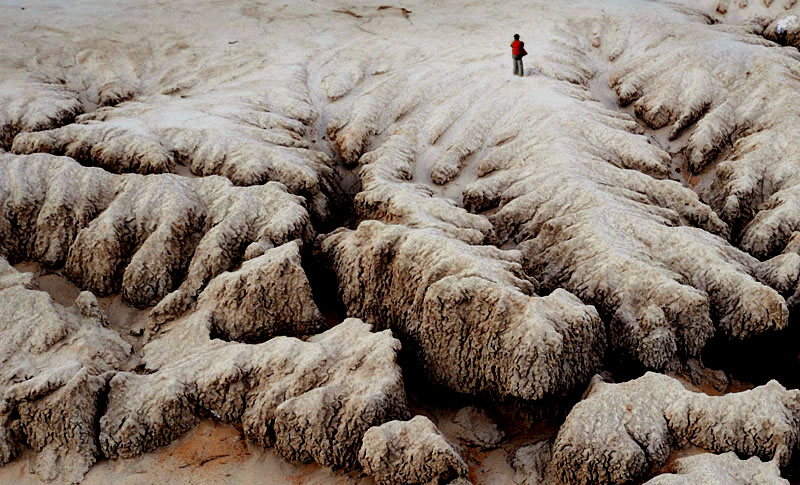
(457, 96), (786, 369)
(549, 373), (800, 485)
(0, 153), (313, 317)
(502, 154), (786, 368)
(321, 220), (604, 400)
(359, 416), (468, 485)
(100, 317), (409, 469)
(0, 232), (382, 482)
(758, 232), (800, 311)
(644, 452), (787, 485)
(5, 1), (800, 483)
(447, 23), (788, 370)
(196, 241), (323, 342)
(445, 406), (505, 448)
(762, 13), (800, 49)
(319, 16), (788, 373)
(0, 258), (131, 483)
(98, 242), (405, 473)
(355, 127), (495, 245)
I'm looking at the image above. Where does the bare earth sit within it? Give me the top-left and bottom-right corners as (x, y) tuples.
(2, 0), (800, 484)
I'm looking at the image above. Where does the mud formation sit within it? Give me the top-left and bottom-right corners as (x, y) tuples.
(511, 441), (552, 485)
(0, 153), (313, 318)
(1, 243), (418, 482)
(4, 0), (800, 483)
(358, 416), (468, 485)
(603, 6), (800, 260)
(101, 317), (409, 469)
(196, 241), (323, 342)
(315, 14), (791, 372)
(6, 61), (339, 222)
(644, 452), (788, 485)
(549, 373), (800, 484)
(322, 220), (605, 400)
(0, 259), (130, 483)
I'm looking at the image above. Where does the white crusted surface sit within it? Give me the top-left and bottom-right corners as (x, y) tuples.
(195, 241), (323, 342)
(644, 452), (788, 485)
(358, 416), (467, 485)
(2, 0), (800, 483)
(322, 220), (605, 401)
(0, 153), (313, 316)
(101, 318), (409, 470)
(549, 373), (800, 485)
(0, 258), (131, 483)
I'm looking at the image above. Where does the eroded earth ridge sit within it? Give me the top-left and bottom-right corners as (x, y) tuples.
(3, 0), (800, 483)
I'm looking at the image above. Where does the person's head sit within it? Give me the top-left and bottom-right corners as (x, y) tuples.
(514, 34), (520, 40)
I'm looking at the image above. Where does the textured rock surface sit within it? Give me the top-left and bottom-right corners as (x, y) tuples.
(358, 416), (467, 485)
(0, 79), (82, 151)
(101, 317), (409, 469)
(448, 406), (504, 448)
(549, 373), (800, 485)
(482, 133), (786, 368)
(602, 4), (800, 261)
(322, 220), (604, 400)
(0, 153), (313, 316)
(4, 0), (800, 483)
(196, 241), (323, 342)
(315, 4), (792, 373)
(0, 258), (131, 483)
(644, 452), (788, 485)
(511, 441), (552, 485)
(763, 13), (800, 49)
(459, 22), (787, 370)
(5, 55), (339, 221)
(758, 232), (800, 311)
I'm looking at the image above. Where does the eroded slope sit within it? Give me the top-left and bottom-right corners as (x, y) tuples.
(0, 259), (130, 483)
(0, 153), (313, 320)
(2, 0), (800, 483)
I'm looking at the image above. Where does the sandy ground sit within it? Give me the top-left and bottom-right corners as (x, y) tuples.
(0, 421), (374, 485)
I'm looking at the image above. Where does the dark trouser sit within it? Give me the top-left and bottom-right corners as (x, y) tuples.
(513, 56), (524, 76)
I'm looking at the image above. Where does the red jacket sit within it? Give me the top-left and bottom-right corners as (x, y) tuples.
(511, 40), (523, 57)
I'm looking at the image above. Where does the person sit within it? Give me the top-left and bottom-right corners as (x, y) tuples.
(510, 34), (527, 76)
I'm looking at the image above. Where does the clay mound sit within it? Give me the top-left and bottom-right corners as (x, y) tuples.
(759, 232), (800, 311)
(645, 452), (788, 485)
(100, 317), (410, 470)
(549, 373), (800, 485)
(471, 123), (787, 368)
(355, 127), (496, 245)
(4, 0), (800, 483)
(0, 153), (313, 317)
(762, 13), (800, 49)
(359, 415), (468, 485)
(311, 17), (789, 371)
(322, 220), (604, 400)
(0, 245), (408, 482)
(196, 241), (324, 342)
(10, 73), (338, 221)
(457, 11), (789, 369)
(0, 258), (131, 483)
